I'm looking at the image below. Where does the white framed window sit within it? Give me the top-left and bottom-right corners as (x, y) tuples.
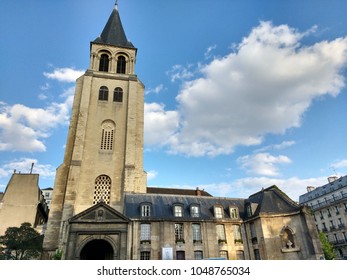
(190, 205), (200, 217)
(233, 225), (242, 242)
(214, 206), (223, 218)
(174, 205), (183, 217)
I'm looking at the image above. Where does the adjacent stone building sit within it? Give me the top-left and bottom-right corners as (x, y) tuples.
(41, 3), (323, 260)
(299, 175), (347, 259)
(0, 173), (48, 236)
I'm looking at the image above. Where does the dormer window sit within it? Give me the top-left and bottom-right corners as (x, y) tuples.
(174, 205), (183, 217)
(190, 205), (200, 218)
(214, 206), (224, 219)
(230, 207), (239, 219)
(141, 204), (151, 217)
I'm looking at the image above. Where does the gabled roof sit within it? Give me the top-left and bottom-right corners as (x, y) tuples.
(69, 202), (130, 223)
(93, 4), (135, 49)
(247, 185), (300, 217)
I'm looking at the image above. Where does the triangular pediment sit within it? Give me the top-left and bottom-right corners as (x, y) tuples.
(69, 202), (129, 224)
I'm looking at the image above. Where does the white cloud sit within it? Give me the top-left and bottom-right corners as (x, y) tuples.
(0, 87), (74, 152)
(43, 67), (84, 83)
(237, 153), (292, 176)
(2, 158), (56, 178)
(255, 140), (296, 152)
(146, 170), (158, 180)
(331, 159), (347, 169)
(145, 84), (165, 95)
(144, 103), (179, 147)
(166, 64), (195, 82)
(204, 44), (217, 59)
(160, 21), (347, 157)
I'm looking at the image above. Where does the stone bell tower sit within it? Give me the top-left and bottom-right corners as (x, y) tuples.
(42, 3), (146, 258)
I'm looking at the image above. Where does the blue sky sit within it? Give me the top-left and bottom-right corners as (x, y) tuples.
(0, 0), (347, 201)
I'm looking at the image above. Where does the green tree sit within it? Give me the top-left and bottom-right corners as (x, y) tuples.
(319, 232), (335, 260)
(0, 222), (43, 260)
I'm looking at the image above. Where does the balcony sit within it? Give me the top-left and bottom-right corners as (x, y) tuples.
(322, 228), (328, 232)
(332, 239), (347, 246)
(338, 223), (345, 229)
(330, 225), (336, 231)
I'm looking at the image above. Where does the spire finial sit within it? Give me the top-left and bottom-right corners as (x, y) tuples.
(115, 0), (118, 9)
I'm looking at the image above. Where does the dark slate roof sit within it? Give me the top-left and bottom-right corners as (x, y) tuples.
(124, 193), (246, 220)
(147, 187), (212, 197)
(247, 186), (300, 217)
(93, 4), (135, 49)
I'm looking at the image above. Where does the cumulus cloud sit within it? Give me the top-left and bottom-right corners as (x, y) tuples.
(43, 67), (84, 83)
(237, 153), (292, 176)
(145, 84), (166, 95)
(146, 170), (158, 180)
(166, 64), (196, 82)
(144, 103), (179, 147)
(0, 87), (74, 152)
(255, 140), (296, 153)
(155, 21), (347, 157)
(331, 159), (347, 169)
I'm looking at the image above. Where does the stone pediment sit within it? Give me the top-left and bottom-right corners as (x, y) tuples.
(69, 202), (129, 224)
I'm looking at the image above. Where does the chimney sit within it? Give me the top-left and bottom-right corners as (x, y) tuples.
(307, 186), (315, 193)
(328, 176), (338, 184)
(195, 187), (202, 196)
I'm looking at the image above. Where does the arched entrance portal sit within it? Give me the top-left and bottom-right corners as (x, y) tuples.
(80, 239), (114, 260)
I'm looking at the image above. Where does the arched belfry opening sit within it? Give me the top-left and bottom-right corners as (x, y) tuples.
(80, 239), (114, 260)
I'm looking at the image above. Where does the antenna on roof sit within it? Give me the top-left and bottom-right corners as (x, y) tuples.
(30, 162), (34, 174)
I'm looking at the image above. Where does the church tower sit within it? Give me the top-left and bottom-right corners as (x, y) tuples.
(43, 3), (146, 259)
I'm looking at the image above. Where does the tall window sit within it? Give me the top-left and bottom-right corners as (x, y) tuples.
(236, 250), (245, 260)
(99, 54), (109, 72)
(216, 224), (226, 242)
(140, 224), (151, 241)
(192, 224), (202, 242)
(254, 249), (261, 260)
(141, 204), (151, 217)
(233, 225), (242, 242)
(93, 175), (111, 204)
(116, 55), (126, 73)
(113, 87), (123, 102)
(175, 223), (184, 241)
(99, 86), (109, 101)
(100, 121), (115, 150)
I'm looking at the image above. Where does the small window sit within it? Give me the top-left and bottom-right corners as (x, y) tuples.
(219, 250), (228, 260)
(99, 54), (109, 72)
(93, 175), (111, 204)
(254, 249), (261, 260)
(194, 251), (203, 260)
(116, 55), (126, 74)
(214, 206), (223, 218)
(140, 251), (150, 260)
(113, 87), (123, 102)
(99, 86), (109, 101)
(174, 205), (183, 217)
(190, 205), (200, 217)
(236, 250), (245, 260)
(141, 204), (151, 217)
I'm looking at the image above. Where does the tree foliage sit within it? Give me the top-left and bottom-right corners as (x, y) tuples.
(0, 222), (43, 260)
(319, 232), (335, 260)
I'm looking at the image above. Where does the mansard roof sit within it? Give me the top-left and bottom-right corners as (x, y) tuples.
(124, 193), (246, 220)
(147, 187), (212, 197)
(93, 4), (135, 49)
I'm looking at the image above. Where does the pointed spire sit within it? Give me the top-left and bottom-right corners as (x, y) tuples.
(93, 3), (135, 49)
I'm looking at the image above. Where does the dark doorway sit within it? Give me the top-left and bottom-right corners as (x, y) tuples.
(80, 239), (114, 260)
